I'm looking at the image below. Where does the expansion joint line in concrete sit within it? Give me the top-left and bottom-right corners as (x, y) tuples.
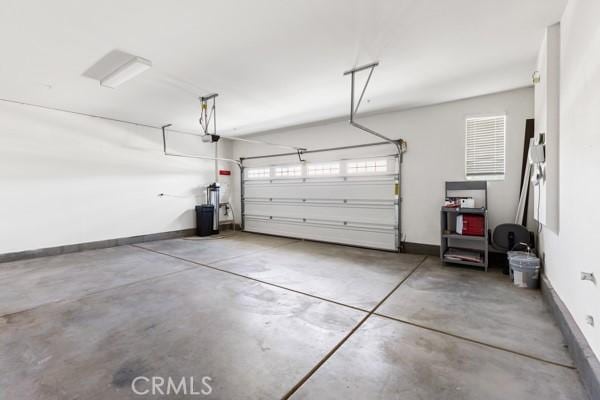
(280, 256), (428, 399)
(0, 264), (201, 321)
(372, 313), (576, 370)
(0, 239), (311, 321)
(130, 244), (371, 314)
(184, 238), (302, 265)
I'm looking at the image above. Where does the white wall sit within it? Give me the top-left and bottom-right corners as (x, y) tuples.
(233, 87), (533, 246)
(0, 101), (234, 254)
(539, 0), (600, 359)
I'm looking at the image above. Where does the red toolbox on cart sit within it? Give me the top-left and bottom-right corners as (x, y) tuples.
(457, 214), (485, 236)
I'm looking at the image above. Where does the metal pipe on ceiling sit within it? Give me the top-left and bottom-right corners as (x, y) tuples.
(343, 62), (380, 76)
(225, 135), (307, 152)
(161, 125), (242, 168)
(163, 151), (240, 166)
(239, 141), (393, 161)
(162, 126), (305, 152)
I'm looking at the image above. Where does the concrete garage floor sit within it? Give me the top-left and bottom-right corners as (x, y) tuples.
(0, 233), (588, 399)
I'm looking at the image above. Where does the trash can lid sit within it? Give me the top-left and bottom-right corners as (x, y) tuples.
(509, 254), (540, 268)
(507, 251), (531, 260)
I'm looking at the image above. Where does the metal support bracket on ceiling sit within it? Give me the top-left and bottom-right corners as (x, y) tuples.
(343, 62), (407, 251)
(343, 62), (406, 157)
(161, 123), (172, 154)
(198, 93), (221, 143)
(199, 93), (218, 135)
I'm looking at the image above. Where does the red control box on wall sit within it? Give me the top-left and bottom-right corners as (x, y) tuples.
(457, 214), (485, 236)
(219, 170), (231, 176)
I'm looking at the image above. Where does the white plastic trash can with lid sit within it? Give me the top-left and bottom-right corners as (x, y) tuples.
(509, 253), (541, 289)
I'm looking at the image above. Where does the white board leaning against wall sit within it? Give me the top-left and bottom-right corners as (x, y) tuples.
(242, 156), (399, 251)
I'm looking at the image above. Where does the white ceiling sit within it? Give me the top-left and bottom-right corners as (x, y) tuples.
(0, 0), (565, 136)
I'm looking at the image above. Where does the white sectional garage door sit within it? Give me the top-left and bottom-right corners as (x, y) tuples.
(242, 157), (399, 250)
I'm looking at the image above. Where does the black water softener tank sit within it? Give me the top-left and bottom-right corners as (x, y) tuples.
(195, 205), (214, 237)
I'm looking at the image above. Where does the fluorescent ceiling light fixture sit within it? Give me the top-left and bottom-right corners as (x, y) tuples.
(100, 56), (151, 88)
